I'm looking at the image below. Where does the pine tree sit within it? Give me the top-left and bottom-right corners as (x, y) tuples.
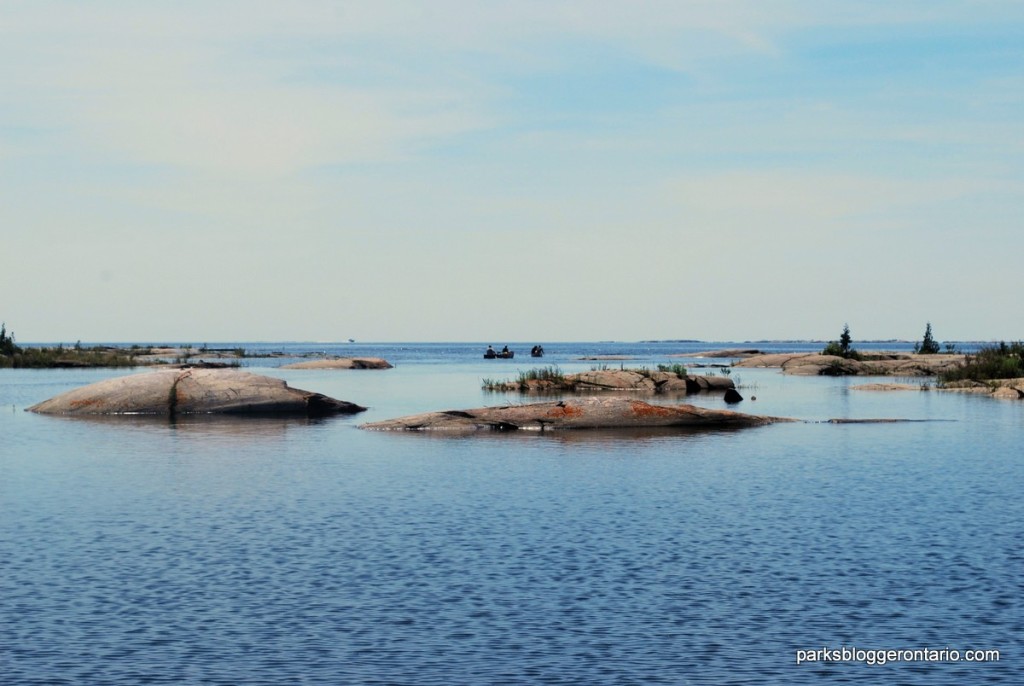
(916, 322), (940, 355)
(839, 324), (852, 356)
(823, 323), (857, 359)
(0, 322), (19, 356)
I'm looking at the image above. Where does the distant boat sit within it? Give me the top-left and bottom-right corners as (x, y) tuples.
(530, 345), (545, 358)
(484, 348), (514, 359)
(348, 338), (355, 343)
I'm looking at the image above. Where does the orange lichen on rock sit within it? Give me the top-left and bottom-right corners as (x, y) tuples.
(629, 401), (676, 417)
(545, 402), (584, 419)
(360, 397), (786, 431)
(69, 398), (103, 409)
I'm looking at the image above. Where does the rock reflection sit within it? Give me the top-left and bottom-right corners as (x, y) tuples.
(363, 423), (758, 447)
(35, 412), (344, 442)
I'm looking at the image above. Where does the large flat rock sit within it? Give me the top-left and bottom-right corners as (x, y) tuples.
(360, 397), (789, 432)
(27, 368), (366, 416)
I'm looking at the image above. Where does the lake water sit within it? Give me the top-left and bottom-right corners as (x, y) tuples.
(2, 341), (1020, 685)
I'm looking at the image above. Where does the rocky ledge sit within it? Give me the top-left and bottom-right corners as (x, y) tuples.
(671, 349), (764, 358)
(855, 378), (1024, 400)
(360, 397), (788, 432)
(280, 357), (393, 370)
(27, 368), (366, 416)
(487, 369), (737, 395)
(734, 352), (966, 376)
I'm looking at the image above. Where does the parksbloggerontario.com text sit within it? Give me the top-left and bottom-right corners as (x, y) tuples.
(796, 646), (1000, 666)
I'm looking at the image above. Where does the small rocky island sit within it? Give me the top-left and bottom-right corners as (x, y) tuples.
(361, 397), (788, 432)
(733, 352), (966, 376)
(734, 349), (1023, 400)
(27, 368), (366, 416)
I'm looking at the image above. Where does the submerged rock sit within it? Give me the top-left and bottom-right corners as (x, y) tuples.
(685, 375), (735, 391)
(360, 397), (788, 432)
(856, 378), (1024, 400)
(27, 368), (366, 417)
(280, 357), (393, 370)
(674, 349), (763, 358)
(853, 383), (924, 392)
(992, 386), (1024, 400)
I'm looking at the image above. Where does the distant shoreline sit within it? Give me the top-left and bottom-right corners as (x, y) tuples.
(13, 338), (1006, 347)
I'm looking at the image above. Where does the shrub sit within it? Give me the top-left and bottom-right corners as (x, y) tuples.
(0, 325), (143, 369)
(0, 322), (19, 357)
(822, 324), (860, 360)
(940, 342), (1024, 384)
(1, 346), (141, 369)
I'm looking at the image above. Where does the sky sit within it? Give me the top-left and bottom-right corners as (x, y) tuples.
(2, 1), (1022, 343)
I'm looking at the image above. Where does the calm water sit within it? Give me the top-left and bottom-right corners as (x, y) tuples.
(1, 342), (1021, 684)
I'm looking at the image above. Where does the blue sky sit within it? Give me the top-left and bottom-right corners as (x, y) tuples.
(2, 1), (1022, 342)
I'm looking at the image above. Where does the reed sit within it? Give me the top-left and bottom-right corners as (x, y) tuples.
(482, 365), (567, 391)
(656, 363), (689, 377)
(516, 365), (566, 385)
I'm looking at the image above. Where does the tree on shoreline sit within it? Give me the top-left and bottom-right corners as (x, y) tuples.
(0, 322), (20, 356)
(822, 323), (860, 360)
(915, 322), (941, 355)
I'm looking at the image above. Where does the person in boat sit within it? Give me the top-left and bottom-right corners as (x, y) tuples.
(501, 345), (509, 354)
(486, 345), (495, 357)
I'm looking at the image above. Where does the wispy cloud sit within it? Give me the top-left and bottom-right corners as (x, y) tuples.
(2, 2), (1022, 339)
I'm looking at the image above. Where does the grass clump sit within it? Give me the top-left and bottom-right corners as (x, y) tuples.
(518, 365), (566, 381)
(656, 363), (689, 378)
(516, 365), (566, 387)
(483, 365), (567, 391)
(1, 322), (151, 368)
(940, 342), (1024, 384)
(2, 344), (143, 369)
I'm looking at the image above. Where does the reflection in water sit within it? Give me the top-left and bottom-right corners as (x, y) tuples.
(31, 411), (350, 443)
(362, 422), (765, 447)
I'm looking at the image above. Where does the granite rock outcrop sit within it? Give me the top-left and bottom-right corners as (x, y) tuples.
(28, 368), (366, 416)
(361, 397), (786, 432)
